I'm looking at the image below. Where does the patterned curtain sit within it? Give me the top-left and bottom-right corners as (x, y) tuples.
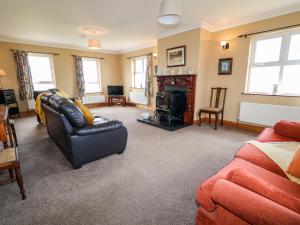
(74, 56), (85, 98)
(144, 53), (152, 106)
(13, 50), (34, 100)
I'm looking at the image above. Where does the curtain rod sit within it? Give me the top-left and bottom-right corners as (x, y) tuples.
(127, 53), (152, 60)
(10, 49), (59, 56)
(238, 23), (300, 38)
(72, 55), (105, 60)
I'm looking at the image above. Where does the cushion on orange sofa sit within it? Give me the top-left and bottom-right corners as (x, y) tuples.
(257, 128), (298, 142)
(235, 144), (287, 177)
(287, 147), (300, 178)
(273, 120), (300, 141)
(227, 169), (300, 214)
(195, 158), (300, 213)
(212, 180), (300, 225)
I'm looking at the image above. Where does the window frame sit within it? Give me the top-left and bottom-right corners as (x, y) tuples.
(28, 53), (56, 91)
(246, 28), (300, 96)
(131, 56), (147, 89)
(82, 57), (102, 94)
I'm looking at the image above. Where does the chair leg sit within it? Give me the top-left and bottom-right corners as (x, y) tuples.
(14, 162), (26, 200)
(214, 114), (219, 130)
(221, 112), (224, 126)
(10, 121), (18, 147)
(9, 168), (14, 181)
(208, 114), (211, 124)
(198, 112), (202, 126)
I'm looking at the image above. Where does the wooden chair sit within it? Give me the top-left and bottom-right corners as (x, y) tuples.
(0, 147), (26, 200)
(198, 87), (227, 130)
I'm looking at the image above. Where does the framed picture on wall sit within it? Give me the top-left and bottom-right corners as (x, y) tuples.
(218, 58), (233, 75)
(167, 45), (186, 67)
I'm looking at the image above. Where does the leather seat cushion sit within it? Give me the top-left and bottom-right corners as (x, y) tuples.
(40, 92), (54, 104)
(60, 101), (87, 127)
(74, 120), (123, 136)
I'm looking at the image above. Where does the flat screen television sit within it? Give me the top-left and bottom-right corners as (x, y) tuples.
(107, 85), (124, 96)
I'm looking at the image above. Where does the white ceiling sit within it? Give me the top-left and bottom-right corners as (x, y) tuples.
(0, 0), (300, 54)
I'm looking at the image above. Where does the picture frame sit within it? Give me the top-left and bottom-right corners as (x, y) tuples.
(218, 58), (233, 75)
(167, 45), (186, 67)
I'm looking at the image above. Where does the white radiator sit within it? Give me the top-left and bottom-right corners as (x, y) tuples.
(82, 95), (105, 104)
(129, 92), (147, 105)
(239, 102), (300, 127)
(27, 99), (35, 110)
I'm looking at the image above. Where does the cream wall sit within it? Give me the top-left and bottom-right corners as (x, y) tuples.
(157, 28), (201, 74)
(0, 41), (122, 112)
(120, 46), (157, 108)
(1, 11), (299, 117)
(207, 11), (300, 122)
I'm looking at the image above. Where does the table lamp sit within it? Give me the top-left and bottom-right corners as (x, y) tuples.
(0, 68), (7, 89)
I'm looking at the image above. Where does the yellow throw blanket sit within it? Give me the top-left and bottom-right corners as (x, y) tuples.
(35, 92), (47, 125)
(35, 89), (70, 126)
(247, 140), (300, 184)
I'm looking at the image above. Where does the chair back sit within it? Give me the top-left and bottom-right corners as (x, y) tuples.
(209, 87), (227, 110)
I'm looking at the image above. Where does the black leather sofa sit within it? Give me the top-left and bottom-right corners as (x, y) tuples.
(40, 94), (128, 169)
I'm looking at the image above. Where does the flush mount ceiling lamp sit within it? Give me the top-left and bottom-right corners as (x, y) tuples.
(158, 0), (181, 25)
(79, 26), (106, 36)
(88, 38), (101, 50)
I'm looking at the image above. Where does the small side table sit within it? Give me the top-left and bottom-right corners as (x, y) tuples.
(108, 96), (126, 107)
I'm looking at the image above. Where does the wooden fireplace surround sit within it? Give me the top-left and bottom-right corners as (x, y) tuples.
(156, 74), (196, 123)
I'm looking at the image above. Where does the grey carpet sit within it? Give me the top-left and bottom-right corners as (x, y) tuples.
(0, 107), (256, 225)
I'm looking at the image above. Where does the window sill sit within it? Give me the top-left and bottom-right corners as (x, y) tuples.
(241, 92), (300, 97)
(85, 92), (104, 95)
(131, 88), (145, 91)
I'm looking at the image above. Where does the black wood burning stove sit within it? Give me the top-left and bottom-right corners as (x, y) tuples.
(155, 90), (187, 125)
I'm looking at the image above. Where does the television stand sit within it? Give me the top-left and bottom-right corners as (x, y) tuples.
(108, 95), (126, 107)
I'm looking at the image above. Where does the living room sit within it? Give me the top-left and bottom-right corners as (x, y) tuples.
(0, 1), (300, 225)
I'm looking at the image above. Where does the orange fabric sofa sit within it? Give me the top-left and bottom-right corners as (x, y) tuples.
(195, 126), (300, 225)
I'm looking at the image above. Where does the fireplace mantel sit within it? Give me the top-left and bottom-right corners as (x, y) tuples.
(156, 74), (196, 123)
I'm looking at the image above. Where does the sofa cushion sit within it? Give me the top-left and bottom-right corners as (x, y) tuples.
(74, 120), (123, 136)
(60, 101), (87, 127)
(74, 99), (95, 125)
(287, 147), (300, 178)
(48, 95), (64, 111)
(236, 144), (287, 177)
(257, 128), (298, 142)
(274, 121), (300, 141)
(195, 158), (300, 212)
(40, 92), (53, 104)
(227, 169), (300, 214)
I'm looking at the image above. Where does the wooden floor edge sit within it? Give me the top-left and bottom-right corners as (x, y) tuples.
(193, 117), (265, 133)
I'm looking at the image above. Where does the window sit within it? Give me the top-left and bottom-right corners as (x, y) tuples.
(82, 58), (102, 93)
(246, 29), (300, 95)
(132, 57), (147, 89)
(28, 53), (56, 91)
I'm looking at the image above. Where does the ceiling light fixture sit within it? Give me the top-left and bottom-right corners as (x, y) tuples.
(220, 41), (229, 50)
(88, 38), (101, 50)
(158, 0), (181, 25)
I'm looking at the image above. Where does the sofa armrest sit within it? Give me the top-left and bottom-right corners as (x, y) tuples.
(212, 179), (300, 225)
(227, 169), (300, 214)
(273, 120), (300, 141)
(74, 120), (123, 136)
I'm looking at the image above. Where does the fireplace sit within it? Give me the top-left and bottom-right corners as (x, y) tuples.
(156, 74), (196, 124)
(155, 90), (187, 124)
(137, 74), (196, 131)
